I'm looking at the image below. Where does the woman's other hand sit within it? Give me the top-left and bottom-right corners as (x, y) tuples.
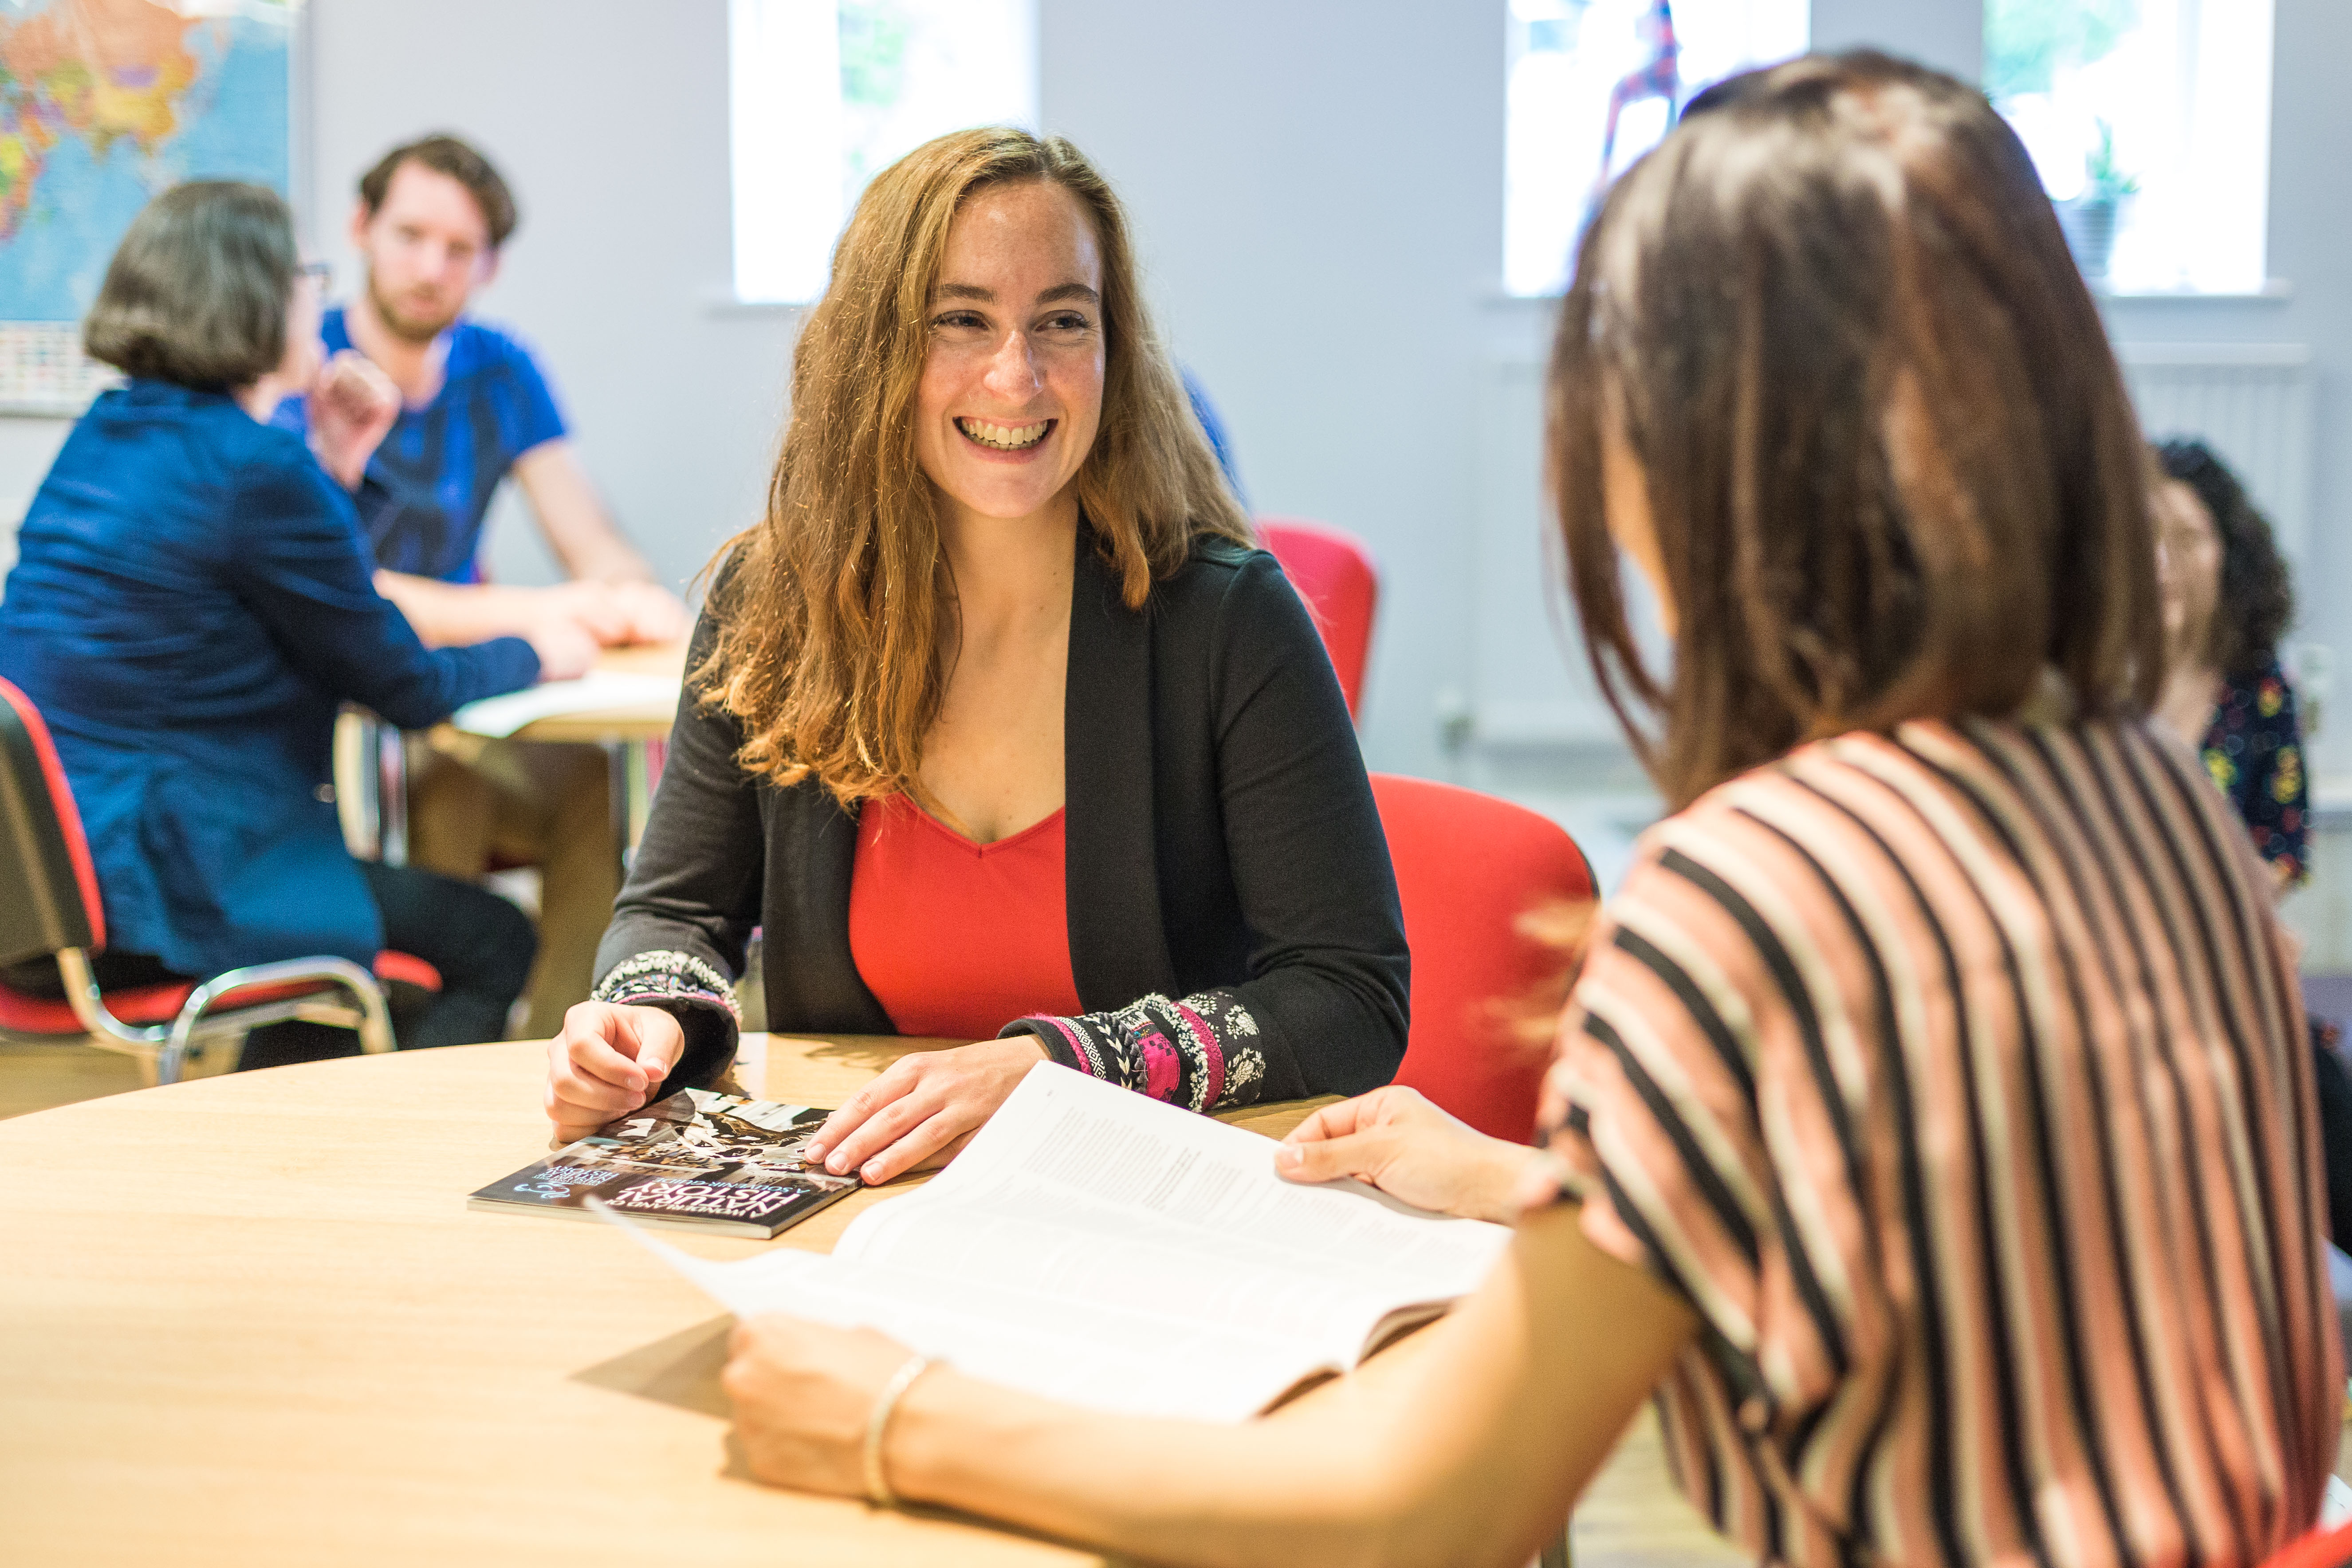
(724, 1317), (923, 1495)
(805, 1036), (1049, 1185)
(1275, 1085), (1541, 1225)
(307, 349), (400, 488)
(544, 1000), (686, 1143)
(524, 615), (599, 681)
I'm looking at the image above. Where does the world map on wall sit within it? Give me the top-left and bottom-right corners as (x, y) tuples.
(0, 0), (292, 324)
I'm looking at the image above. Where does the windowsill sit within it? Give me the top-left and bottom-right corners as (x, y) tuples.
(705, 295), (811, 316)
(2096, 278), (2293, 302)
(1483, 278), (2295, 306)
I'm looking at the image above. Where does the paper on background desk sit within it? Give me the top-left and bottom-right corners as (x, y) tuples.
(448, 672), (681, 738)
(588, 1065), (1511, 1424)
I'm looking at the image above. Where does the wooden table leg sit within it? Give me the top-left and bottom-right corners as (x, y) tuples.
(610, 737), (657, 871)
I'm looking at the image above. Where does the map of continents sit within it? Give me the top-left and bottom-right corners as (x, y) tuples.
(0, 0), (290, 323)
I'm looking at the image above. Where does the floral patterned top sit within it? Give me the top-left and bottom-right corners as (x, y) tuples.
(2201, 657), (2308, 888)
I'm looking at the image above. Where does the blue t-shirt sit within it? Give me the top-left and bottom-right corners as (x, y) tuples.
(275, 307), (567, 582)
(1182, 367), (1246, 505)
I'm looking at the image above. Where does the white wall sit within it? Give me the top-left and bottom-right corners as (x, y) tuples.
(0, 1), (792, 602)
(1812, 0), (2352, 782)
(1038, 0), (1505, 780)
(4, 0), (2346, 793)
(2101, 0), (2352, 777)
(304, 0), (798, 597)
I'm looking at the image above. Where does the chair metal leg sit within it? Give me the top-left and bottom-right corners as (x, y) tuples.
(55, 947), (394, 1086)
(55, 947), (172, 1057)
(159, 956), (393, 1084)
(377, 720), (409, 867)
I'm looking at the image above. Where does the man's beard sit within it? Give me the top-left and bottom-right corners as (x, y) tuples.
(367, 275), (463, 344)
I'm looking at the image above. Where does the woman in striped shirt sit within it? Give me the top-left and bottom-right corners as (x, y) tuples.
(713, 51), (2340, 1567)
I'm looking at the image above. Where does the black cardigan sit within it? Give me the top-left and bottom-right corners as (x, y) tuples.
(590, 530), (1409, 1111)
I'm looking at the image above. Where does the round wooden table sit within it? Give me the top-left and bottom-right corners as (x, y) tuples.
(0, 1034), (1733, 1566)
(0, 1034), (1316, 1566)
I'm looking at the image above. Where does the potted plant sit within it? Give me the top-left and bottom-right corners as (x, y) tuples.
(2060, 119), (2139, 282)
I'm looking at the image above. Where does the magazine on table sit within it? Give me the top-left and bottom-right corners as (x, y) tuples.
(471, 1087), (860, 1239)
(594, 1063), (1515, 1422)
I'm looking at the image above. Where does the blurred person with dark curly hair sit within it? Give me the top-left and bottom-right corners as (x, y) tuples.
(2152, 437), (2307, 889)
(2151, 436), (2352, 1249)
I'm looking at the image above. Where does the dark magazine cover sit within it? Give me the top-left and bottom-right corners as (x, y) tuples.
(468, 1088), (861, 1238)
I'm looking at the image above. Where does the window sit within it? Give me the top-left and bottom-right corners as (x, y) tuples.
(730, 0), (1036, 305)
(1503, 0), (1807, 297)
(1987, 0), (2273, 295)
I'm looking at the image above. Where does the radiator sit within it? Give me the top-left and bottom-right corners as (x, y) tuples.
(2119, 341), (2316, 566)
(1459, 337), (2323, 766)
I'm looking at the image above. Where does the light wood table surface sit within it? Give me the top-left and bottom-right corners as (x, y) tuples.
(0, 1035), (1297, 1566)
(0, 1033), (1734, 1567)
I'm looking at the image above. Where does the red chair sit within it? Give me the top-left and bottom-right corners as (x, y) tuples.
(1373, 774), (1596, 1142)
(0, 678), (412, 1085)
(1258, 517), (1379, 720)
(2265, 1521), (2352, 1568)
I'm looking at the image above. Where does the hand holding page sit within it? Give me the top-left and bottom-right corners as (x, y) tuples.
(592, 1065), (1514, 1423)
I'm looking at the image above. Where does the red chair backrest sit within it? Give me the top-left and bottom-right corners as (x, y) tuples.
(1373, 774), (1595, 1142)
(2265, 1521), (2352, 1568)
(1258, 518), (1378, 719)
(0, 677), (104, 967)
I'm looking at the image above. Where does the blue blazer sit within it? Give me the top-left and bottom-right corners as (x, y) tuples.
(0, 380), (539, 977)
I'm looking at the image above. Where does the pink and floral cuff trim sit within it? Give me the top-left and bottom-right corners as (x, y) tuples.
(1004, 989), (1267, 1111)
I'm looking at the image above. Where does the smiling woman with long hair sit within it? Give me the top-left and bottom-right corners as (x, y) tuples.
(709, 56), (2337, 1568)
(544, 129), (1408, 1182)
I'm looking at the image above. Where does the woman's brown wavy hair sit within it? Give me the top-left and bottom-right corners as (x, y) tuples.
(702, 127), (1252, 804)
(1548, 51), (2163, 810)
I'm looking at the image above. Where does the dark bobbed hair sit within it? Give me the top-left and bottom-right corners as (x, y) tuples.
(83, 181), (296, 388)
(1548, 51), (2162, 809)
(358, 133), (517, 249)
(2156, 438), (2293, 679)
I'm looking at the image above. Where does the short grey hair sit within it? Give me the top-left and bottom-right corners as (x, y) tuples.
(83, 181), (296, 387)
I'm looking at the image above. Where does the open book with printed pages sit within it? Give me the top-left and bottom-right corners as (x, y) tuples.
(592, 1063), (1515, 1423)
(470, 1088), (861, 1239)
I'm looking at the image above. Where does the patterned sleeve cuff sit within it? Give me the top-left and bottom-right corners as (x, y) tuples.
(592, 949), (742, 1088)
(1000, 990), (1269, 1112)
(592, 949), (741, 1018)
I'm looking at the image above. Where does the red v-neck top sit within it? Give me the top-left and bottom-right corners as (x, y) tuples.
(846, 793), (1083, 1041)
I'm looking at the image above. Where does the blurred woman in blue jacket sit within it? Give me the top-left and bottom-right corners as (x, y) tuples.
(0, 181), (595, 1056)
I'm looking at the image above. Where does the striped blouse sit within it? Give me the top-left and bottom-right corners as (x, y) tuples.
(1543, 719), (2340, 1568)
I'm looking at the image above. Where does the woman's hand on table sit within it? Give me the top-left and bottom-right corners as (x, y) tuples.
(724, 1316), (922, 1495)
(805, 1035), (1050, 1185)
(1276, 1085), (1542, 1225)
(543, 1001), (685, 1143)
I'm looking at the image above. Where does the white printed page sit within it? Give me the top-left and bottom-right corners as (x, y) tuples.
(835, 1185), (1432, 1371)
(447, 672), (680, 738)
(588, 1069), (1513, 1423)
(840, 1066), (1511, 1308)
(592, 1203), (1343, 1421)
